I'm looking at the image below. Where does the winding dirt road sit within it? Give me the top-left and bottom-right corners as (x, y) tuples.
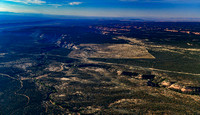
(0, 73), (30, 113)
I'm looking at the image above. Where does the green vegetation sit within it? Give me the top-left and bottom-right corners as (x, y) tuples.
(1, 21), (200, 114)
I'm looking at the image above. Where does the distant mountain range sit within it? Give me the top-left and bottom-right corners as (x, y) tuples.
(0, 11), (200, 23)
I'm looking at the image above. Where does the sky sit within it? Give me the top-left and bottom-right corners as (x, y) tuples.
(0, 0), (200, 18)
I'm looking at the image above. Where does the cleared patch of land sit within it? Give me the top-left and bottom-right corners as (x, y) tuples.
(68, 44), (155, 59)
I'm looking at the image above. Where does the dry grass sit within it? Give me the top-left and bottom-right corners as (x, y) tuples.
(68, 44), (155, 59)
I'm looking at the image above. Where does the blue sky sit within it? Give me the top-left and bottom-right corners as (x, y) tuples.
(0, 0), (200, 18)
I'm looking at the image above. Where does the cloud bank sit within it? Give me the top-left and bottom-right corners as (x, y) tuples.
(5, 0), (46, 4)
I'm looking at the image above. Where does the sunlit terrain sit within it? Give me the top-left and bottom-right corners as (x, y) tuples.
(0, 14), (200, 114)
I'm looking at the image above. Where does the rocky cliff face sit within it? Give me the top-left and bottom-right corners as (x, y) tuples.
(30, 29), (79, 50)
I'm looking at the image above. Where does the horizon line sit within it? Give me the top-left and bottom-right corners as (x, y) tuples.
(1, 11), (200, 22)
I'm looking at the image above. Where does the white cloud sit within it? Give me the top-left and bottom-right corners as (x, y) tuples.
(69, 2), (82, 6)
(5, 0), (46, 4)
(48, 4), (62, 8)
